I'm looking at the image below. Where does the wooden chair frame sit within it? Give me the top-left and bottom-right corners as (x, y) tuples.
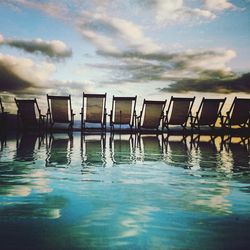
(46, 94), (75, 130)
(80, 93), (107, 131)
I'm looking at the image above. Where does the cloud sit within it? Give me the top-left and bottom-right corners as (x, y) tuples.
(5, 0), (68, 18)
(76, 11), (161, 54)
(152, 0), (216, 24)
(203, 0), (236, 11)
(93, 49), (236, 84)
(160, 72), (250, 93)
(0, 34), (72, 58)
(0, 53), (55, 92)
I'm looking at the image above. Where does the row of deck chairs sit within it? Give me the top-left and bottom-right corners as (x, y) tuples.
(1, 94), (250, 132)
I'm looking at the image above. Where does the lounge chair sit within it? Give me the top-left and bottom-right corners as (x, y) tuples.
(15, 98), (45, 131)
(222, 97), (250, 129)
(81, 93), (107, 131)
(47, 95), (75, 130)
(110, 96), (137, 132)
(164, 96), (195, 130)
(191, 98), (226, 130)
(0, 98), (8, 130)
(137, 99), (166, 133)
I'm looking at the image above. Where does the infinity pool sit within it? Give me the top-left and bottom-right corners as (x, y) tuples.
(0, 133), (250, 249)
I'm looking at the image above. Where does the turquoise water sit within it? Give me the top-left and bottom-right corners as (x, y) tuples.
(0, 133), (250, 250)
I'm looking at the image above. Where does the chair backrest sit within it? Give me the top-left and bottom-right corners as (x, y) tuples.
(140, 100), (166, 129)
(197, 98), (226, 125)
(228, 97), (250, 125)
(111, 96), (137, 125)
(83, 93), (106, 123)
(15, 99), (39, 126)
(167, 97), (195, 125)
(47, 95), (72, 123)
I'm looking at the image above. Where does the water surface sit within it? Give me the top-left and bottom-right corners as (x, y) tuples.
(0, 133), (250, 249)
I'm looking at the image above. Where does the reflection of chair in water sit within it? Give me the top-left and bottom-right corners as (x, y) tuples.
(81, 134), (106, 167)
(15, 133), (41, 162)
(81, 93), (107, 131)
(165, 135), (191, 168)
(164, 96), (195, 130)
(225, 137), (250, 170)
(192, 135), (221, 169)
(46, 95), (75, 130)
(0, 134), (7, 152)
(222, 97), (250, 129)
(46, 133), (73, 167)
(139, 135), (163, 162)
(110, 134), (135, 164)
(191, 97), (226, 130)
(110, 96), (137, 132)
(0, 98), (8, 131)
(15, 98), (45, 131)
(137, 99), (166, 133)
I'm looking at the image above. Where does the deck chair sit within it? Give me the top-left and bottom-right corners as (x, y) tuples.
(191, 98), (226, 130)
(15, 98), (45, 130)
(222, 97), (250, 128)
(137, 100), (166, 133)
(81, 134), (106, 167)
(47, 95), (74, 130)
(164, 96), (195, 130)
(110, 96), (137, 132)
(0, 98), (8, 129)
(81, 93), (107, 131)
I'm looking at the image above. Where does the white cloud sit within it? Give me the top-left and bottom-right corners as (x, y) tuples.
(79, 29), (119, 54)
(77, 11), (161, 54)
(153, 0), (216, 24)
(204, 0), (236, 11)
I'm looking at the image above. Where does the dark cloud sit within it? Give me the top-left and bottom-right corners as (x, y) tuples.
(160, 72), (250, 93)
(1, 36), (72, 58)
(0, 62), (33, 92)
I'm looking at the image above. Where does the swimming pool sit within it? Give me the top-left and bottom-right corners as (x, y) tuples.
(0, 133), (250, 249)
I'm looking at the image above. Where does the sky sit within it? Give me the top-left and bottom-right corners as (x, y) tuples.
(0, 0), (250, 116)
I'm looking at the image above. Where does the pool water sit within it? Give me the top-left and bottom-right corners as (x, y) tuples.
(0, 133), (250, 250)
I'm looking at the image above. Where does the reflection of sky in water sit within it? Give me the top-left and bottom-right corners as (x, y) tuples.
(0, 133), (250, 249)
